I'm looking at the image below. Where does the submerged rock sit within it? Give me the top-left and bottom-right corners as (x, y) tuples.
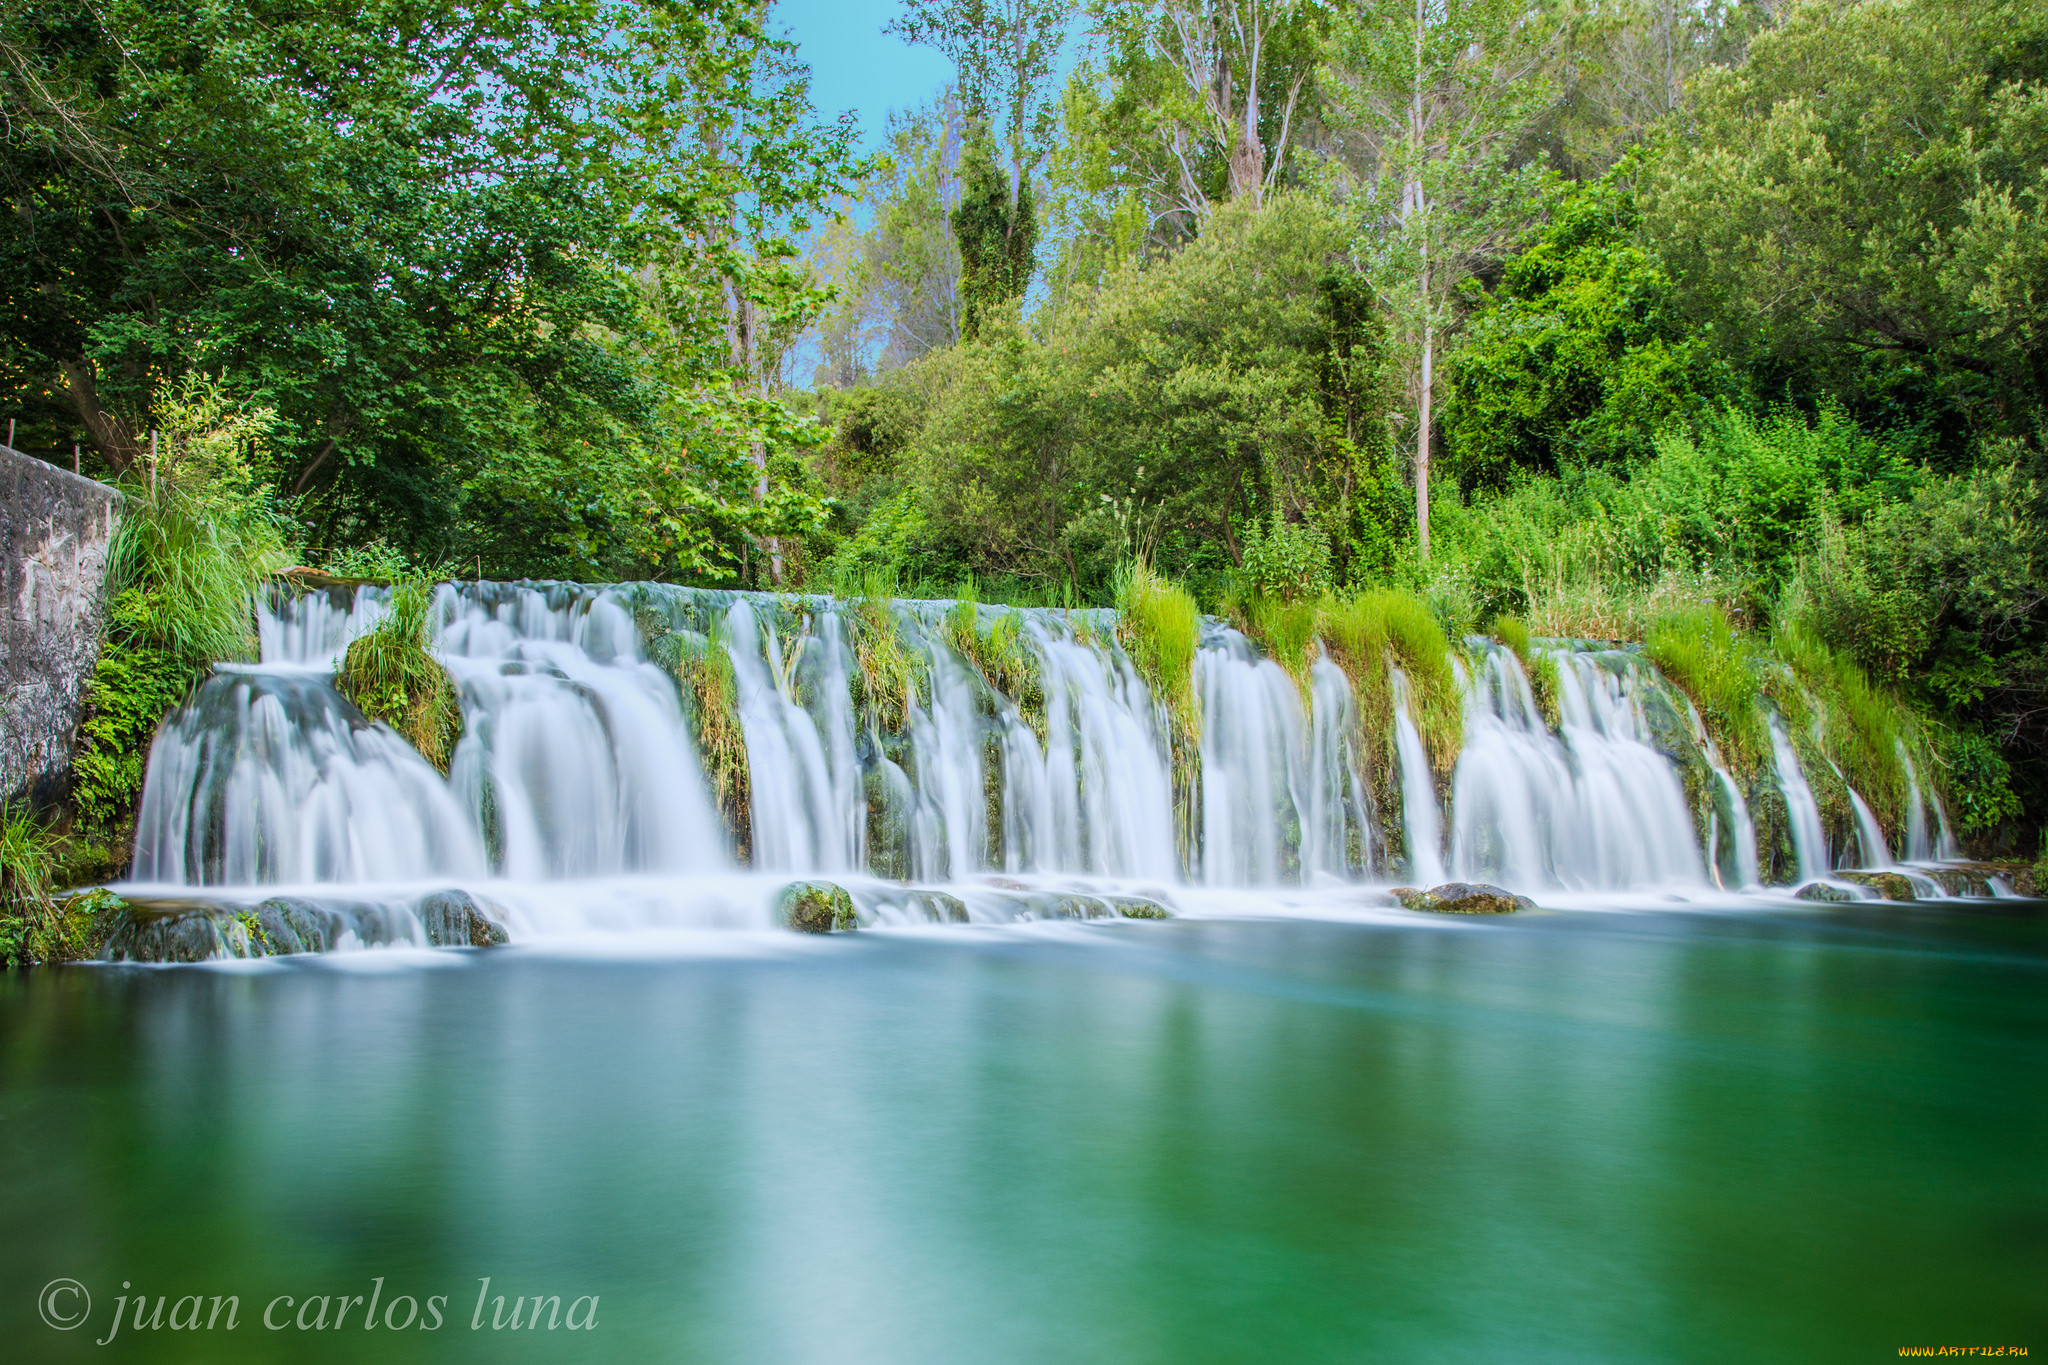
(778, 881), (857, 934)
(1105, 896), (1173, 919)
(414, 889), (511, 947)
(1837, 870), (1918, 902)
(1394, 882), (1530, 915)
(1924, 866), (1996, 898)
(1794, 881), (1860, 903)
(902, 890), (971, 924)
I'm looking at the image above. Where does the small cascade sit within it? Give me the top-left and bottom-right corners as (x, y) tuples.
(1197, 632), (1307, 886)
(1450, 645), (1706, 891)
(1847, 788), (1892, 868)
(1899, 745), (1934, 863)
(1391, 670), (1447, 886)
(1769, 715), (1830, 880)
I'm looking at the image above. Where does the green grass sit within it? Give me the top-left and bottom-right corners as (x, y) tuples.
(675, 620), (751, 851)
(947, 589), (1046, 737)
(1115, 560), (1202, 746)
(335, 578), (464, 771)
(1771, 623), (1912, 834)
(846, 566), (926, 732)
(0, 804), (101, 966)
(1317, 590), (1463, 783)
(1645, 605), (1765, 780)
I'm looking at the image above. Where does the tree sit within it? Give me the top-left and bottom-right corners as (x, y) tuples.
(889, 0), (1067, 333)
(1647, 0), (2048, 451)
(1329, 0), (1556, 558)
(1083, 0), (1327, 225)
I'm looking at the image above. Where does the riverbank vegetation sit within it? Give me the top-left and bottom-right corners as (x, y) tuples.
(3, 0), (2044, 853)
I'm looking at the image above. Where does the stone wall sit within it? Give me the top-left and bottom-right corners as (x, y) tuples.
(1, 445), (121, 811)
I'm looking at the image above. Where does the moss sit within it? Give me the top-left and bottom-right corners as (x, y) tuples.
(1315, 589), (1463, 798)
(1489, 614), (1561, 730)
(669, 623), (752, 859)
(334, 578), (463, 771)
(1838, 870), (1917, 901)
(778, 881), (857, 933)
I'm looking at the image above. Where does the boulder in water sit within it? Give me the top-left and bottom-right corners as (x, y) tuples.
(414, 889), (511, 947)
(1837, 870), (1918, 902)
(1794, 881), (1859, 903)
(1396, 883), (1530, 914)
(779, 881), (857, 933)
(1106, 896), (1173, 919)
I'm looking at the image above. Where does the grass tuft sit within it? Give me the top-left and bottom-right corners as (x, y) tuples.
(847, 566), (926, 732)
(675, 621), (752, 856)
(1645, 605), (1764, 780)
(948, 590), (1046, 738)
(1115, 561), (1202, 746)
(334, 578), (463, 771)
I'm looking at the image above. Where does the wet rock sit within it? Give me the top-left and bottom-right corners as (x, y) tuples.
(1924, 866), (1994, 898)
(1794, 881), (1859, 903)
(100, 897), (244, 963)
(903, 890), (971, 924)
(1396, 882), (1530, 914)
(1047, 895), (1114, 920)
(1838, 870), (1918, 902)
(778, 881), (857, 933)
(1106, 896), (1173, 919)
(414, 889), (511, 947)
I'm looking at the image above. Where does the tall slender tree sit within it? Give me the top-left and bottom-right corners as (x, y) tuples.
(1331, 0), (1555, 558)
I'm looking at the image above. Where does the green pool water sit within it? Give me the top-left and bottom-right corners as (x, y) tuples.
(3, 903), (2044, 1363)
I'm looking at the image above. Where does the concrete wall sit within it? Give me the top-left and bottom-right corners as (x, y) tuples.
(1, 445), (121, 811)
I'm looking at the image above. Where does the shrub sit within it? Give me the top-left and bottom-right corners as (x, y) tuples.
(1238, 520), (1334, 603)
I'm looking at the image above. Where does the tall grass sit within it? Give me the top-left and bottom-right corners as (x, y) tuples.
(947, 589), (1046, 736)
(676, 620), (751, 848)
(335, 578), (463, 771)
(1644, 605), (1764, 779)
(1318, 590), (1463, 781)
(0, 804), (96, 966)
(1114, 560), (1202, 746)
(846, 566), (925, 732)
(1771, 623), (1911, 832)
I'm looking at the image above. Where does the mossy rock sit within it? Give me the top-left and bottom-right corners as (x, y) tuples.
(1049, 895), (1114, 920)
(1394, 882), (1530, 915)
(1106, 896), (1173, 920)
(779, 881), (857, 934)
(1837, 870), (1918, 902)
(413, 889), (511, 947)
(1794, 881), (1860, 903)
(1924, 866), (1995, 898)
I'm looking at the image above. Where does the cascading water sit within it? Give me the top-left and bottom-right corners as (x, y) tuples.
(116, 581), (1983, 955)
(1769, 716), (1831, 880)
(1448, 645), (1705, 891)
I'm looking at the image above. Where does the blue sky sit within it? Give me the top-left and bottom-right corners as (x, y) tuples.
(772, 0), (955, 151)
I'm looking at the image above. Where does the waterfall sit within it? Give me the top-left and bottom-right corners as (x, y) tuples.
(115, 578), (1983, 953)
(1391, 670), (1446, 886)
(1449, 646), (1705, 891)
(1769, 715), (1830, 880)
(1847, 788), (1892, 868)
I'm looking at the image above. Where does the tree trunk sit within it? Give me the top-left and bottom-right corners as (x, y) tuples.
(57, 358), (144, 473)
(1417, 319), (1433, 562)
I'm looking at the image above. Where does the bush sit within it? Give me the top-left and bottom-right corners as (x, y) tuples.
(1239, 520), (1334, 602)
